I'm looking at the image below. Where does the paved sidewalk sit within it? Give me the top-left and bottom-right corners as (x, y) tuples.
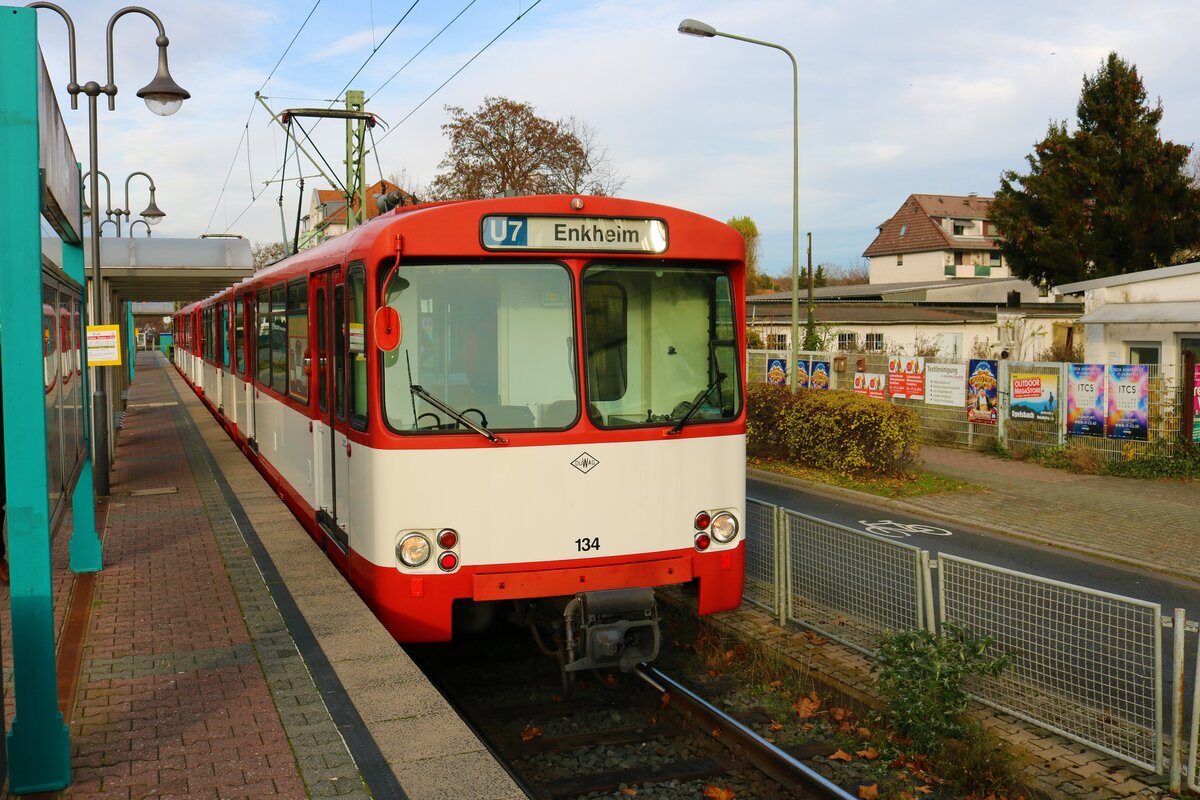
(910, 445), (1199, 582)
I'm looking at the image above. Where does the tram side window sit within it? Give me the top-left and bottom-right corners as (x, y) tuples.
(286, 279), (309, 403)
(270, 283), (287, 395)
(334, 283), (346, 420)
(257, 288), (271, 386)
(347, 266), (367, 428)
(233, 297), (244, 374)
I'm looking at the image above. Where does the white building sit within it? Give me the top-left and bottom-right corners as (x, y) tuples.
(1055, 261), (1200, 369)
(864, 194), (1009, 284)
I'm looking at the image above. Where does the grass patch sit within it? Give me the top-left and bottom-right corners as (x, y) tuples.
(748, 457), (980, 498)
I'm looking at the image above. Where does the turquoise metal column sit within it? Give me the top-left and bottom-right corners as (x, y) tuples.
(127, 303), (135, 382)
(0, 6), (73, 792)
(63, 211), (102, 574)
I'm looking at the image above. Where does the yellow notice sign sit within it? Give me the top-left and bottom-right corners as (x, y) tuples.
(86, 324), (122, 366)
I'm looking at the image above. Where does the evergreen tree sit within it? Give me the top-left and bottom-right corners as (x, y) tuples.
(991, 53), (1200, 287)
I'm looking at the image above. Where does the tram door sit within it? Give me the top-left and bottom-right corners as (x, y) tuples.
(312, 268), (350, 551)
(243, 292), (257, 448)
(232, 295), (246, 433)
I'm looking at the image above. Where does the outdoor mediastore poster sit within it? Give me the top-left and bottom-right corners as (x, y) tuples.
(966, 359), (999, 424)
(924, 362), (967, 407)
(1009, 372), (1056, 422)
(1066, 363), (1105, 437)
(853, 372), (887, 400)
(1106, 363), (1149, 441)
(766, 358), (787, 385)
(808, 360), (831, 390)
(887, 356), (926, 400)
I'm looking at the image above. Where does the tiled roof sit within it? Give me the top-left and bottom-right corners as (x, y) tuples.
(863, 194), (1000, 257)
(313, 180), (417, 231)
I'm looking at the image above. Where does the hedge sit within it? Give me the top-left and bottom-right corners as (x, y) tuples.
(746, 383), (921, 476)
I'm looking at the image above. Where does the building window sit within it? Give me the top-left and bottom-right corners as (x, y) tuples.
(865, 333), (884, 352)
(953, 222), (968, 236)
(989, 251), (1001, 266)
(837, 332), (858, 351)
(765, 333), (787, 351)
(899, 224), (908, 237)
(896, 254), (904, 266)
(1127, 342), (1160, 365)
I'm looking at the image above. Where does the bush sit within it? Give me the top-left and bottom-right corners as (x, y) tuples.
(871, 624), (1007, 756)
(746, 383), (921, 476)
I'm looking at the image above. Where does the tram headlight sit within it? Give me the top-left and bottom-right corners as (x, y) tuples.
(397, 533), (431, 567)
(710, 512), (739, 544)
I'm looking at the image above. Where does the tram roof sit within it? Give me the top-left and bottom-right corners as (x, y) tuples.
(42, 236), (253, 303)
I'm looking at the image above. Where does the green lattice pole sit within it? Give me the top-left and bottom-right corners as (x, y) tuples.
(0, 6), (73, 792)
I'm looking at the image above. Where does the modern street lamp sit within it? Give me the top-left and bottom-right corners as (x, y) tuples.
(678, 18), (802, 390)
(111, 171), (165, 236)
(29, 2), (190, 496)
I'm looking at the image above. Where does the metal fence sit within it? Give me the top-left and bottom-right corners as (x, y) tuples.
(939, 554), (1163, 772)
(748, 350), (1188, 461)
(742, 497), (1200, 783)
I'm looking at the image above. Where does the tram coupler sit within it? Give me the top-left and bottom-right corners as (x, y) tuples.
(562, 587), (661, 674)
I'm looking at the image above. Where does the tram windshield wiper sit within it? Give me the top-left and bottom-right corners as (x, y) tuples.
(667, 372), (727, 436)
(409, 384), (507, 445)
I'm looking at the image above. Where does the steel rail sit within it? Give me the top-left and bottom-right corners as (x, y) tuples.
(637, 664), (858, 799)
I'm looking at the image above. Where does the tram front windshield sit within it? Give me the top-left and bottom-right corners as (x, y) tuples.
(380, 262), (739, 433)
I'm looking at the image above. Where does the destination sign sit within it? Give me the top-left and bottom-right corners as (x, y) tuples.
(481, 215), (668, 253)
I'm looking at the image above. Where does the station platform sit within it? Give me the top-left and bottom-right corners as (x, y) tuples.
(2, 351), (523, 799)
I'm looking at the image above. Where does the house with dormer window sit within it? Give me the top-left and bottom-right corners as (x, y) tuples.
(864, 193), (1008, 284)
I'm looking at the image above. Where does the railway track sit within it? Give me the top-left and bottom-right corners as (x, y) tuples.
(407, 626), (857, 800)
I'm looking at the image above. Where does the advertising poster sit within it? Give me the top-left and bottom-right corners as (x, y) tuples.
(809, 360), (831, 390)
(765, 357), (787, 386)
(288, 315), (309, 399)
(1106, 364), (1149, 441)
(795, 359), (811, 389)
(925, 362), (967, 407)
(1066, 363), (1105, 437)
(1194, 364), (1200, 443)
(853, 372), (887, 400)
(1009, 372), (1056, 422)
(966, 359), (999, 424)
(887, 356), (926, 399)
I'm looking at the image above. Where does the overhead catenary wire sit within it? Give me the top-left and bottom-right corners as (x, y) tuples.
(204, 0), (324, 233)
(374, 0), (545, 146)
(367, 0), (479, 102)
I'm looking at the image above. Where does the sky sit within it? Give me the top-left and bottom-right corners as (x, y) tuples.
(30, 0), (1200, 277)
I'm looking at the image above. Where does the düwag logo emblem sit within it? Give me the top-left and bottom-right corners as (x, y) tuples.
(571, 452), (599, 474)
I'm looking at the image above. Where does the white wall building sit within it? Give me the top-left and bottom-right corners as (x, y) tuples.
(1055, 261), (1200, 369)
(864, 194), (1009, 285)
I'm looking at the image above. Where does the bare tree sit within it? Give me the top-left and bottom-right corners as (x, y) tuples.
(252, 241), (288, 270)
(429, 97), (595, 200)
(543, 115), (626, 196)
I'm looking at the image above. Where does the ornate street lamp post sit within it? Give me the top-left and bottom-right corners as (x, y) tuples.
(29, 2), (189, 495)
(111, 170), (165, 236)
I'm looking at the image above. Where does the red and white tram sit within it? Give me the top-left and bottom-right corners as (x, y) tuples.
(175, 194), (746, 672)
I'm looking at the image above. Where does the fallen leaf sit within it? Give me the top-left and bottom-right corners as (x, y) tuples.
(803, 631), (829, 646)
(856, 746), (878, 760)
(858, 785), (878, 800)
(703, 785), (736, 800)
(711, 726), (722, 738)
(604, 673), (619, 687)
(660, 692), (671, 709)
(619, 788), (638, 797)
(830, 615), (850, 626)
(519, 724), (542, 742)
(856, 726), (872, 738)
(768, 720), (784, 732)
(831, 707), (853, 721)
(913, 786), (934, 795)
(801, 723), (815, 731)
(794, 691), (821, 719)
(828, 749), (853, 762)
(899, 793), (915, 800)
(706, 668), (721, 677)
(769, 680), (783, 689)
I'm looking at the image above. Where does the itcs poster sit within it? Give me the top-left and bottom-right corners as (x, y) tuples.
(1066, 363), (1105, 437)
(1106, 364), (1149, 441)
